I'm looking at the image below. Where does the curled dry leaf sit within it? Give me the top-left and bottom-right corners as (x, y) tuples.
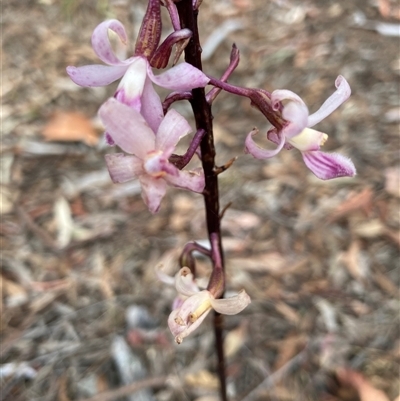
(336, 368), (390, 401)
(42, 111), (99, 146)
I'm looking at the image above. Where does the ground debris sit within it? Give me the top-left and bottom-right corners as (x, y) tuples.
(2, 0), (398, 400)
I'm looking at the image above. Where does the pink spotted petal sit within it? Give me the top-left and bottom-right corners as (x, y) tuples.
(105, 132), (115, 146)
(164, 167), (205, 193)
(210, 290), (251, 315)
(302, 150), (356, 180)
(140, 77), (164, 133)
(147, 62), (209, 91)
(105, 153), (143, 183)
(91, 19), (131, 65)
(155, 109), (192, 152)
(245, 128), (286, 159)
(175, 267), (200, 297)
(66, 64), (128, 87)
(99, 98), (155, 158)
(307, 75), (351, 127)
(139, 175), (167, 214)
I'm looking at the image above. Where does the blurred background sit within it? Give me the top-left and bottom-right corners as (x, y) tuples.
(2, 0), (399, 400)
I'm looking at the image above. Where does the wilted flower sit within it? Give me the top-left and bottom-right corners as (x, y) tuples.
(66, 19), (209, 133)
(100, 98), (204, 213)
(168, 267), (251, 344)
(245, 76), (356, 180)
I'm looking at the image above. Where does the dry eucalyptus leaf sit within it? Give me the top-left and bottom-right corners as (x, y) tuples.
(328, 188), (373, 222)
(54, 197), (74, 248)
(354, 219), (385, 238)
(1, 277), (28, 307)
(231, 252), (286, 273)
(42, 112), (99, 146)
(339, 240), (369, 282)
(185, 370), (219, 390)
(336, 368), (390, 401)
(385, 166), (400, 197)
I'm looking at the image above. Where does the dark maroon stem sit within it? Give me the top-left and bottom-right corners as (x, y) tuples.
(208, 76), (286, 130)
(163, 91), (192, 114)
(176, 1), (227, 400)
(179, 240), (211, 274)
(169, 128), (205, 170)
(206, 44), (240, 104)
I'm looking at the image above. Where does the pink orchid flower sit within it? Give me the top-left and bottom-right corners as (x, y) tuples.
(66, 19), (209, 133)
(100, 98), (204, 214)
(168, 267), (251, 344)
(245, 76), (356, 180)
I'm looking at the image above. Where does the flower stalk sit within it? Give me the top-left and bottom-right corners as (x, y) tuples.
(67, 1), (355, 399)
(176, 1), (228, 399)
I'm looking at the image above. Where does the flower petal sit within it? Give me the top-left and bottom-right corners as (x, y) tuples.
(267, 128), (293, 150)
(91, 19), (131, 65)
(99, 98), (155, 158)
(140, 77), (164, 133)
(301, 150), (356, 180)
(168, 290), (212, 343)
(288, 128), (327, 152)
(164, 167), (205, 193)
(271, 89), (306, 111)
(168, 305), (211, 343)
(147, 62), (209, 91)
(175, 267), (200, 297)
(270, 89), (309, 138)
(139, 175), (167, 213)
(155, 109), (192, 152)
(105, 153), (143, 183)
(210, 289), (251, 315)
(281, 101), (309, 139)
(66, 64), (128, 87)
(144, 151), (178, 177)
(245, 128), (286, 159)
(307, 75), (351, 127)
(114, 58), (148, 110)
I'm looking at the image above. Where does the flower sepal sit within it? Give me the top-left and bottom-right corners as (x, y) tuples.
(168, 267), (251, 344)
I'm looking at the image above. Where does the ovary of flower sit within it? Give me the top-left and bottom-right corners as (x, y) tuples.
(245, 76), (356, 180)
(66, 19), (209, 133)
(168, 267), (251, 344)
(100, 98), (205, 214)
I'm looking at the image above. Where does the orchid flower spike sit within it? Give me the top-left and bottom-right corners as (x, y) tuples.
(66, 19), (209, 133)
(245, 76), (356, 180)
(100, 98), (204, 214)
(168, 267), (251, 344)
